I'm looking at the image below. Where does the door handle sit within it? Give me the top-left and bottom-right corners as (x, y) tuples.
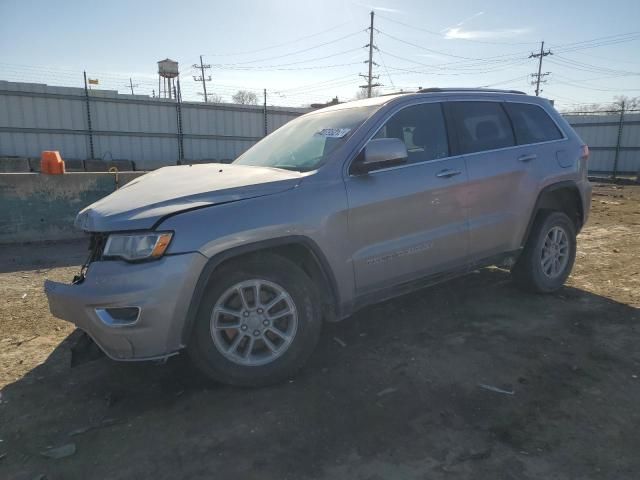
(518, 153), (537, 163)
(436, 169), (462, 178)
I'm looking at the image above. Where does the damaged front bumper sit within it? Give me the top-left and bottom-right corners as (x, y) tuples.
(44, 252), (207, 361)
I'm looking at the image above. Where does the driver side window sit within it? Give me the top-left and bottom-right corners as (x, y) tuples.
(373, 103), (449, 164)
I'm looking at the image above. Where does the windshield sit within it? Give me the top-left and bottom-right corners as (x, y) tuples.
(233, 106), (376, 172)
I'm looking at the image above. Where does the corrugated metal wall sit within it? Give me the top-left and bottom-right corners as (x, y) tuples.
(565, 113), (640, 174)
(1, 80), (638, 174)
(0, 81), (307, 170)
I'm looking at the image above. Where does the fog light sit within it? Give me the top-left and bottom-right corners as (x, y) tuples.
(95, 307), (140, 327)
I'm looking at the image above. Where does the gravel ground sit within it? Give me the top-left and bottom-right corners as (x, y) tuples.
(0, 183), (639, 480)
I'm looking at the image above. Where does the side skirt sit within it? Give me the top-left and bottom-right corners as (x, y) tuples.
(345, 250), (521, 318)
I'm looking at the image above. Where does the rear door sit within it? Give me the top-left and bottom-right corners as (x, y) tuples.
(446, 100), (527, 261)
(344, 101), (469, 295)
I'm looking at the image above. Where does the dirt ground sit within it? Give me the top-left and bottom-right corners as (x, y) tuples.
(1, 183), (639, 480)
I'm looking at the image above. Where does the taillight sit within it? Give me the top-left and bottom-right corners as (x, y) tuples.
(580, 145), (590, 161)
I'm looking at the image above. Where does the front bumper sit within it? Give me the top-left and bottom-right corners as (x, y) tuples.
(45, 252), (208, 361)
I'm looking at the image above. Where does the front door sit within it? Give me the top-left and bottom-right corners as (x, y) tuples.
(344, 102), (469, 295)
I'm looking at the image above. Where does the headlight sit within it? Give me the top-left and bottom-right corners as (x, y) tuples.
(103, 232), (173, 261)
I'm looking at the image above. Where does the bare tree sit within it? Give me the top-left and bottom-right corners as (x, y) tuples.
(232, 90), (258, 105)
(613, 95), (640, 110)
(354, 87), (381, 100)
(560, 95), (640, 115)
(206, 93), (222, 104)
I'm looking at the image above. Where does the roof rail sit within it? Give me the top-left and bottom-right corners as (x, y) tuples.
(418, 87), (526, 95)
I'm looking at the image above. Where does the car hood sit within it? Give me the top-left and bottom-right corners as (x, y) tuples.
(75, 163), (305, 232)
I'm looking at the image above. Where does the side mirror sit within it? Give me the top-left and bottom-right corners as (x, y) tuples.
(353, 138), (408, 174)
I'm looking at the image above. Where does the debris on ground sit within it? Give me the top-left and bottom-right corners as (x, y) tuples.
(478, 384), (515, 396)
(40, 443), (76, 459)
(376, 387), (397, 397)
(457, 448), (493, 462)
(333, 337), (347, 348)
(67, 420), (119, 438)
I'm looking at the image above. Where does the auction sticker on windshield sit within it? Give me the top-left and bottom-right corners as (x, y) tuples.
(317, 128), (351, 138)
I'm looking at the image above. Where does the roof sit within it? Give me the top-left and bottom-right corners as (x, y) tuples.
(309, 88), (536, 115)
(418, 87), (526, 94)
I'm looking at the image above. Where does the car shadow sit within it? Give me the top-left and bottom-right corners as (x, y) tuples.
(1, 268), (639, 480)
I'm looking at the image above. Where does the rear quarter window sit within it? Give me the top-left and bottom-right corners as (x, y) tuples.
(449, 101), (515, 154)
(504, 102), (564, 145)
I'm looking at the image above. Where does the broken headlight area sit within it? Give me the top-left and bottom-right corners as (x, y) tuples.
(102, 232), (173, 262)
(73, 233), (107, 284)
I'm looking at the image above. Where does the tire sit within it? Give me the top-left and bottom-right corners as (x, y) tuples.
(187, 253), (322, 387)
(511, 211), (577, 293)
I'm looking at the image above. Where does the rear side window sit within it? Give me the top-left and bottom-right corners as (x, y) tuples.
(504, 102), (563, 145)
(373, 103), (449, 164)
(449, 101), (515, 154)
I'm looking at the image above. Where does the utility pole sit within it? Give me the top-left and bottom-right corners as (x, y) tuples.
(192, 55), (212, 102)
(263, 88), (268, 137)
(612, 100), (626, 179)
(529, 41), (552, 96)
(82, 71), (95, 160)
(359, 10), (381, 98)
(128, 78), (139, 95)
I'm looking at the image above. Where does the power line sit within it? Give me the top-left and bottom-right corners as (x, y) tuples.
(375, 13), (538, 46)
(377, 30), (478, 60)
(549, 55), (640, 76)
(478, 75), (531, 88)
(550, 31), (640, 53)
(377, 49), (395, 89)
(381, 55), (531, 76)
(202, 22), (352, 56)
(211, 47), (363, 70)
(275, 73), (359, 93)
(208, 30), (364, 66)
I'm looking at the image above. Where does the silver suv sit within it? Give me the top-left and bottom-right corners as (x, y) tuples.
(45, 89), (592, 386)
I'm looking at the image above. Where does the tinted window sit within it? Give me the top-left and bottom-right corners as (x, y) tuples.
(505, 102), (563, 145)
(450, 101), (515, 154)
(373, 103), (449, 164)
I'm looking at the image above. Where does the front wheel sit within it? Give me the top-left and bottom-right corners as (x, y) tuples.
(187, 254), (322, 387)
(511, 211), (577, 293)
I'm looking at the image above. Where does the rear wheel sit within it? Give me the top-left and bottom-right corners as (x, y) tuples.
(512, 211), (577, 293)
(188, 254), (322, 387)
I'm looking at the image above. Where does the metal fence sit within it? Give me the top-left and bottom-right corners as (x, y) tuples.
(1, 80), (639, 175)
(564, 110), (640, 176)
(0, 81), (308, 170)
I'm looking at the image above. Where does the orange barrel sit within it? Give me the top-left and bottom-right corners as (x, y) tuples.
(40, 151), (66, 174)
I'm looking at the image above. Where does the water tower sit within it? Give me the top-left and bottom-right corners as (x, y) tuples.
(157, 58), (179, 99)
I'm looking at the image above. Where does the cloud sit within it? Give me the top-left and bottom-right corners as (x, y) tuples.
(355, 3), (402, 13)
(440, 11), (484, 32)
(444, 27), (531, 40)
(455, 11), (484, 27)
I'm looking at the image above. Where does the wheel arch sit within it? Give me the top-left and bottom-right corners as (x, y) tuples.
(521, 181), (584, 247)
(181, 236), (340, 346)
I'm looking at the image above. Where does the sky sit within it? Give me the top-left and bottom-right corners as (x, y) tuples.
(1, 0), (639, 109)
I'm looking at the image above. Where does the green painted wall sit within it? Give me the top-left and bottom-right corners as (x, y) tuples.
(0, 172), (146, 244)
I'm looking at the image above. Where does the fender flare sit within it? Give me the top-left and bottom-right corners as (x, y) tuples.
(180, 235), (340, 345)
(521, 180), (583, 247)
